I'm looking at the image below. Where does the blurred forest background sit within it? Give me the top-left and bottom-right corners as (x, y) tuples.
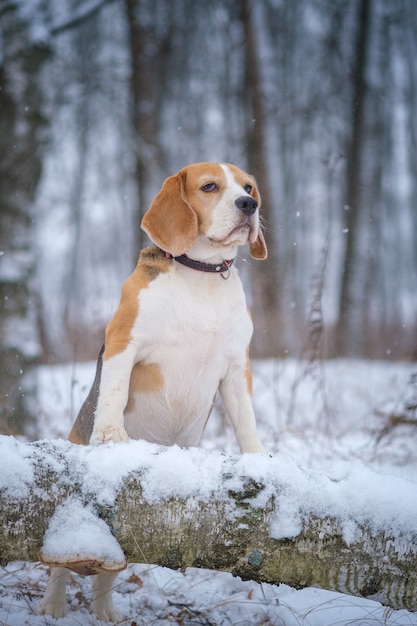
(1, 0), (417, 435)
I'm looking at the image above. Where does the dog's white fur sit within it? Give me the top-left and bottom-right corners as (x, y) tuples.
(37, 162), (267, 621)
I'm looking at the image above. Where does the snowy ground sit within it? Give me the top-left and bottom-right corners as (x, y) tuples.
(1, 358), (417, 625)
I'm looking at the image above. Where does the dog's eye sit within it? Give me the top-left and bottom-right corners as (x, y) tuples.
(244, 184), (253, 194)
(201, 182), (218, 192)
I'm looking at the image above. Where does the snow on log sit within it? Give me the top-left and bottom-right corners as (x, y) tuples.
(1, 435), (417, 612)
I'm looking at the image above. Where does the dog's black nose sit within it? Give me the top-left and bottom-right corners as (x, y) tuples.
(235, 196), (258, 215)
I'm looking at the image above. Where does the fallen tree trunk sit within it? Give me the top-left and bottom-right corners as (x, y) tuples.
(0, 435), (416, 612)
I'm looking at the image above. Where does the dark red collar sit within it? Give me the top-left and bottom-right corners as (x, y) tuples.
(164, 251), (234, 276)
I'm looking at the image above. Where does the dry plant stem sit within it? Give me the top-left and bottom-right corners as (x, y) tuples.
(287, 156), (339, 429)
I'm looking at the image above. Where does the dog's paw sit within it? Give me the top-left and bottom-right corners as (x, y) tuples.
(239, 437), (265, 454)
(90, 426), (129, 444)
(92, 600), (122, 623)
(35, 600), (68, 619)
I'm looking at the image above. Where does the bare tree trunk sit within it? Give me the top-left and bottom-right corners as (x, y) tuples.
(1, 437), (417, 612)
(241, 0), (285, 358)
(335, 0), (371, 356)
(403, 3), (417, 358)
(0, 6), (51, 434)
(62, 21), (97, 355)
(125, 0), (171, 250)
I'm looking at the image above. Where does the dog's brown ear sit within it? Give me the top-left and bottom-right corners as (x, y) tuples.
(141, 172), (198, 257)
(247, 177), (268, 260)
(250, 227), (268, 260)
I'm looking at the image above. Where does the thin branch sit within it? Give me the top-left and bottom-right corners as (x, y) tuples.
(287, 155), (342, 428)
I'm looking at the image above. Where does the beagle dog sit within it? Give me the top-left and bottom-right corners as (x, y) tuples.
(37, 162), (267, 621)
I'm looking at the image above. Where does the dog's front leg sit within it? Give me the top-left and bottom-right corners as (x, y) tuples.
(36, 567), (70, 618)
(92, 571), (121, 622)
(90, 345), (137, 444)
(220, 363), (265, 454)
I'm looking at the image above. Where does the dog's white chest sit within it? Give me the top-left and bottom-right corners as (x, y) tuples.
(138, 268), (248, 352)
(124, 268), (252, 445)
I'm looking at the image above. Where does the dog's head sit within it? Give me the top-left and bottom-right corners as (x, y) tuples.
(141, 162), (267, 260)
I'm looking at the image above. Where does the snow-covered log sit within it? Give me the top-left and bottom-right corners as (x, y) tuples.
(1, 435), (417, 612)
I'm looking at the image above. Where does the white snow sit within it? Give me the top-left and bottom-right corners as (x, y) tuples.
(40, 498), (126, 569)
(1, 358), (417, 625)
(3, 435), (416, 546)
(0, 436), (34, 498)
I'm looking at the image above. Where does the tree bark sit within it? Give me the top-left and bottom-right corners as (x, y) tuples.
(241, 0), (285, 358)
(125, 0), (171, 250)
(1, 436), (416, 612)
(0, 5), (52, 433)
(335, 0), (371, 356)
